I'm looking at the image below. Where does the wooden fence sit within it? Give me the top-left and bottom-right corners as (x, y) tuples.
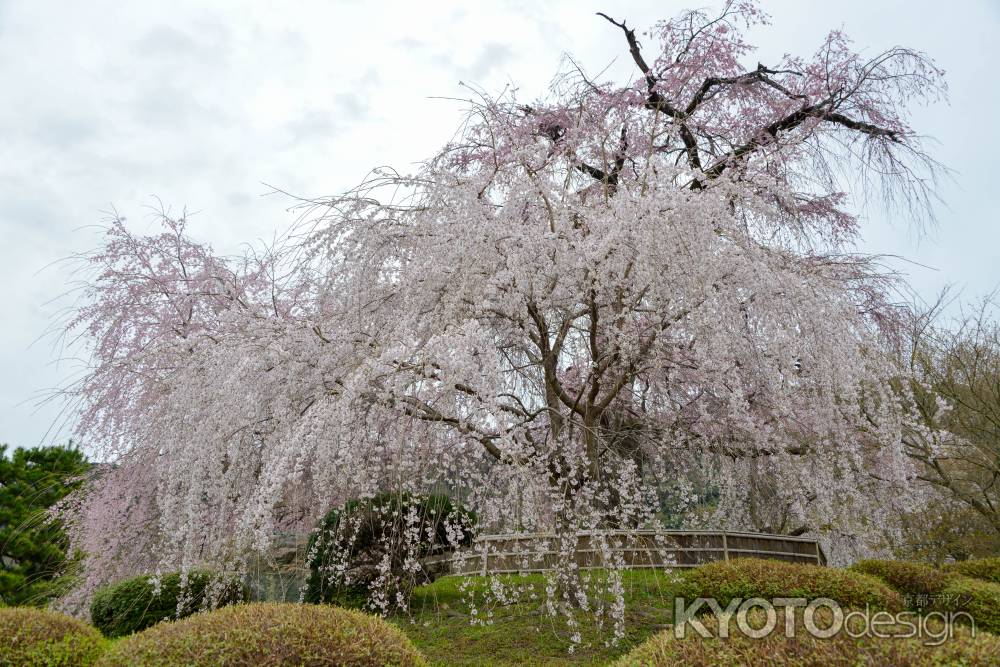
(423, 529), (826, 576)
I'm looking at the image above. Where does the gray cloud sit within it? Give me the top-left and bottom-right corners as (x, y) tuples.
(133, 26), (203, 57)
(285, 109), (342, 144)
(24, 113), (100, 149)
(465, 43), (516, 80)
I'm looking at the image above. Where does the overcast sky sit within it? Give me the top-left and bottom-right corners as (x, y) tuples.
(2, 0), (998, 451)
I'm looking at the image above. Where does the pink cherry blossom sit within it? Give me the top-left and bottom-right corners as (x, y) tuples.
(57, 1), (946, 633)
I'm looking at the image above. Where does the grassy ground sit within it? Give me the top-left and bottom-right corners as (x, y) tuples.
(392, 570), (692, 666)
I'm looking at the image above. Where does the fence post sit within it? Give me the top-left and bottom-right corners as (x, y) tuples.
(722, 530), (729, 561)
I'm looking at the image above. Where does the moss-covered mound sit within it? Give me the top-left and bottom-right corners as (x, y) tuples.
(943, 557), (1000, 585)
(613, 607), (1000, 666)
(849, 560), (949, 599)
(0, 607), (106, 666)
(848, 558), (1000, 633)
(684, 558), (904, 612)
(90, 569), (247, 638)
(930, 575), (1000, 635)
(95, 602), (426, 666)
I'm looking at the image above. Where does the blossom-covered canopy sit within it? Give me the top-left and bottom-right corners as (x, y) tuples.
(59, 0), (944, 615)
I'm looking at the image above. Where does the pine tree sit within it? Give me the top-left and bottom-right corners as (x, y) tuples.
(0, 444), (89, 606)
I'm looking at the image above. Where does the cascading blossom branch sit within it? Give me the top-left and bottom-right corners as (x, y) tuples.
(60, 0), (945, 631)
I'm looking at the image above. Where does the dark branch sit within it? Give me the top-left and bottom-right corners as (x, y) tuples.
(598, 12), (685, 119)
(576, 125), (629, 194)
(597, 12), (654, 80)
(598, 13), (906, 192)
(685, 63), (806, 115)
(701, 103), (901, 181)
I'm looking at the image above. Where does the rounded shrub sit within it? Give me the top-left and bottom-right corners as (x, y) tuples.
(304, 492), (475, 609)
(90, 569), (247, 638)
(0, 607), (106, 666)
(613, 607), (1000, 666)
(95, 602), (427, 666)
(684, 558), (904, 611)
(849, 559), (949, 601)
(930, 575), (1000, 635)
(943, 557), (1000, 585)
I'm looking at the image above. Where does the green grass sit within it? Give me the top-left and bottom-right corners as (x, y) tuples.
(392, 570), (694, 666)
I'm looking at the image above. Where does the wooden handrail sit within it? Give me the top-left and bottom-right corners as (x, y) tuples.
(423, 529), (827, 575)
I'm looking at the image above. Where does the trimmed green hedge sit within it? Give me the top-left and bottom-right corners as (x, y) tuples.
(849, 560), (948, 600)
(613, 607), (1000, 666)
(305, 492), (475, 608)
(90, 570), (247, 638)
(0, 607), (106, 666)
(944, 557), (1000, 585)
(930, 575), (1000, 635)
(684, 558), (905, 612)
(847, 558), (1000, 634)
(95, 602), (427, 666)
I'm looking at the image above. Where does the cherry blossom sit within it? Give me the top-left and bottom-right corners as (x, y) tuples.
(58, 1), (946, 628)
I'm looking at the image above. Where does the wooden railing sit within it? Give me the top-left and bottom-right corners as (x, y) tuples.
(423, 529), (826, 576)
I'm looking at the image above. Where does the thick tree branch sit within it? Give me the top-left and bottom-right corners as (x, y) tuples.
(701, 104), (901, 181)
(685, 63), (806, 115)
